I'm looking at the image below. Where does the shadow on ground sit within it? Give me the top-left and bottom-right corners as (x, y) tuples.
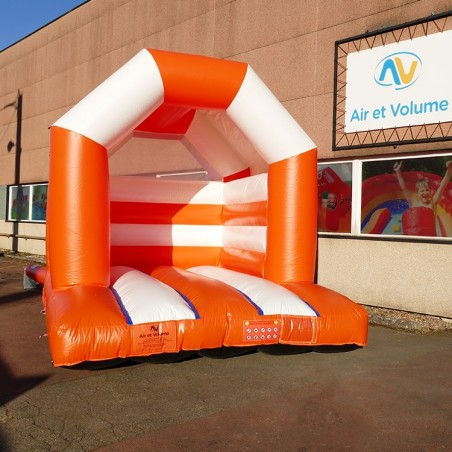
(0, 347), (50, 406)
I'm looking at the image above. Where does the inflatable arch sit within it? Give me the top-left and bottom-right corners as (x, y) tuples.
(27, 49), (368, 367)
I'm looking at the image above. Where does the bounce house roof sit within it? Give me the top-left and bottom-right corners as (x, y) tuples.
(54, 49), (315, 180)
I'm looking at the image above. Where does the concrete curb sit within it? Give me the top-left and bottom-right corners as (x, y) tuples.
(365, 305), (452, 334)
(0, 250), (46, 265)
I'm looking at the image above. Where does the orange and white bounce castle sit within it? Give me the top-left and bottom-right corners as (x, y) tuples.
(27, 49), (368, 367)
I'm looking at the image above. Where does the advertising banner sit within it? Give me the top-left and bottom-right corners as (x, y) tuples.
(345, 30), (452, 133)
(333, 12), (452, 149)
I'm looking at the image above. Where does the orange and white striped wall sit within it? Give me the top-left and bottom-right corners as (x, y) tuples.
(48, 48), (318, 290)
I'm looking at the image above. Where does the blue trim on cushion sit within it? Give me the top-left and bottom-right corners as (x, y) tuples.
(175, 289), (201, 319)
(235, 288), (264, 315)
(110, 286), (134, 325)
(301, 299), (320, 317)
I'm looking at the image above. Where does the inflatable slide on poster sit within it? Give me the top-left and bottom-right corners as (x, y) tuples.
(27, 49), (368, 367)
(362, 173), (452, 236)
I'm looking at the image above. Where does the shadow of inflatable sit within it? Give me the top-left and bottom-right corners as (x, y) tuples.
(64, 344), (362, 369)
(0, 349), (50, 406)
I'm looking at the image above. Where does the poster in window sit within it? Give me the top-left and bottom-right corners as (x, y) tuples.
(32, 184), (48, 221)
(361, 156), (452, 238)
(9, 185), (30, 221)
(317, 163), (352, 233)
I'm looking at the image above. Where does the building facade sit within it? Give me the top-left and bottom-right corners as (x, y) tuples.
(1, 0), (451, 318)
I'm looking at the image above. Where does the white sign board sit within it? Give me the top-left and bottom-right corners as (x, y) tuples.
(344, 30), (452, 133)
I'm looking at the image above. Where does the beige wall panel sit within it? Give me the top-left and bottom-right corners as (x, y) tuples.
(74, 3), (143, 61)
(1, 0), (220, 97)
(27, 53), (127, 121)
(109, 137), (201, 176)
(323, 1), (451, 43)
(401, 1), (452, 22)
(41, 0), (123, 51)
(0, 220), (46, 255)
(0, 155), (16, 185)
(0, 46), (45, 94)
(133, 0), (216, 44)
(51, 0), (218, 63)
(0, 107), (18, 165)
(214, 0), (232, 7)
(317, 238), (452, 318)
(0, 148), (47, 186)
(213, 0), (318, 58)
(0, 2), (96, 90)
(21, 240), (46, 255)
(227, 33), (318, 103)
(20, 111), (55, 155)
(311, 93), (335, 156)
(314, 27), (339, 97)
(0, 225), (13, 250)
(315, 0), (449, 32)
(139, 10), (216, 55)
(365, 0), (452, 33)
(18, 149), (49, 184)
(46, 24), (96, 75)
(0, 237), (10, 250)
(279, 95), (334, 158)
(17, 222), (46, 239)
(0, 93), (18, 112)
(0, 220), (11, 235)
(35, 13), (128, 84)
(97, 4), (128, 53)
(283, 97), (317, 147)
(0, 150), (16, 184)
(0, 27), (50, 66)
(15, 237), (46, 255)
(27, 71), (79, 121)
(333, 141), (452, 162)
(51, 29), (130, 92)
(0, 221), (12, 234)
(0, 61), (23, 98)
(92, 45), (141, 84)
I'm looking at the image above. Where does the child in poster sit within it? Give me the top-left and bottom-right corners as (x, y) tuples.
(394, 160), (452, 236)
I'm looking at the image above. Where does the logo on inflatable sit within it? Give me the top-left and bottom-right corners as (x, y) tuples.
(374, 52), (422, 90)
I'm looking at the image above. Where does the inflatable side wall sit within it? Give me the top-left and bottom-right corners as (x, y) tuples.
(28, 49), (368, 366)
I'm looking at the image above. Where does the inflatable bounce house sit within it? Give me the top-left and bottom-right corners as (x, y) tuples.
(27, 49), (368, 367)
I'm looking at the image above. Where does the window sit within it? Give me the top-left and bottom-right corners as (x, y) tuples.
(7, 183), (48, 222)
(317, 162), (353, 234)
(318, 154), (452, 241)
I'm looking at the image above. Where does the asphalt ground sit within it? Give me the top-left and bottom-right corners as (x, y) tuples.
(0, 255), (451, 451)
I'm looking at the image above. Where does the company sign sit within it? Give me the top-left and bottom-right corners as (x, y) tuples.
(344, 30), (452, 133)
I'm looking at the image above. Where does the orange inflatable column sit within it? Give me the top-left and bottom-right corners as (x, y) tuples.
(47, 126), (110, 289)
(265, 149), (318, 284)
